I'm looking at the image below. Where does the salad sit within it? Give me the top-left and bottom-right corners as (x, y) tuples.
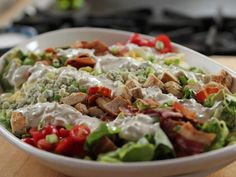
(0, 33), (236, 163)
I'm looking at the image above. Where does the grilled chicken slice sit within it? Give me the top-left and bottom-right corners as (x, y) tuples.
(74, 103), (89, 114)
(114, 85), (132, 100)
(96, 97), (112, 111)
(164, 81), (183, 98)
(61, 92), (87, 106)
(103, 96), (130, 115)
(125, 79), (140, 89)
(143, 74), (164, 90)
(204, 70), (234, 91)
(184, 82), (202, 93)
(88, 106), (104, 118)
(160, 71), (180, 84)
(11, 112), (27, 134)
(130, 87), (143, 99)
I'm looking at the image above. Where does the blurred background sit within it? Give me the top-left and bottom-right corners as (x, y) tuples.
(1, 0), (236, 56)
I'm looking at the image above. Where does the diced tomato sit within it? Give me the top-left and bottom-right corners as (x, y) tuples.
(55, 137), (74, 154)
(29, 127), (38, 135)
(88, 87), (100, 95)
(32, 131), (44, 143)
(101, 87), (112, 97)
(88, 86), (112, 97)
(22, 138), (35, 147)
(173, 102), (196, 119)
(154, 35), (173, 53)
(41, 126), (52, 137)
(195, 90), (208, 104)
(205, 86), (220, 94)
(195, 87), (220, 104)
(37, 139), (55, 151)
(128, 33), (155, 47)
(69, 125), (90, 143)
(59, 128), (70, 138)
(128, 33), (173, 53)
(129, 33), (141, 44)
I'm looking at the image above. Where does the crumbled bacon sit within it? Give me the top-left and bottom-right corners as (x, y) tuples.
(72, 40), (108, 55)
(66, 54), (96, 69)
(160, 118), (215, 156)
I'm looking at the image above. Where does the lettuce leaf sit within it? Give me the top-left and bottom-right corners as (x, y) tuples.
(0, 109), (11, 131)
(154, 123), (175, 159)
(220, 94), (236, 130)
(201, 118), (229, 150)
(86, 123), (120, 150)
(98, 139), (155, 162)
(204, 90), (225, 107)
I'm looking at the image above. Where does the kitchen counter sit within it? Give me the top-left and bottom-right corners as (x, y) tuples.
(0, 56), (236, 177)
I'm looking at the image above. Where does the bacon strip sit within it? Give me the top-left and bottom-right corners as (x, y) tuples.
(160, 117), (216, 156)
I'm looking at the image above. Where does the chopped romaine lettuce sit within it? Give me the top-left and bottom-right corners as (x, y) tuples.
(154, 123), (175, 159)
(178, 75), (188, 85)
(204, 90), (225, 107)
(86, 123), (117, 149)
(183, 88), (195, 99)
(220, 94), (236, 130)
(201, 118), (228, 150)
(134, 99), (150, 111)
(164, 59), (180, 66)
(0, 110), (11, 131)
(98, 139), (155, 162)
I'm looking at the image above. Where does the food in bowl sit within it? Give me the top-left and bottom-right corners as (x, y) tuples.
(0, 33), (235, 163)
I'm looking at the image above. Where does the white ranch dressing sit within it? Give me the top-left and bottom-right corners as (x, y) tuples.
(108, 114), (158, 141)
(181, 99), (223, 120)
(5, 60), (31, 87)
(27, 63), (115, 89)
(15, 102), (101, 132)
(57, 48), (96, 58)
(94, 54), (142, 73)
(143, 87), (178, 104)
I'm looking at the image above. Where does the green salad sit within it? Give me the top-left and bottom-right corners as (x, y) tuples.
(0, 33), (236, 162)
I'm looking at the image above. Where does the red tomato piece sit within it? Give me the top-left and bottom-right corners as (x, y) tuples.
(155, 35), (173, 53)
(55, 137), (74, 154)
(29, 127), (38, 135)
(173, 102), (196, 119)
(37, 139), (55, 151)
(205, 87), (220, 95)
(22, 138), (35, 147)
(195, 90), (208, 103)
(59, 128), (70, 138)
(88, 86), (112, 97)
(88, 86), (100, 95)
(41, 126), (53, 137)
(101, 87), (112, 97)
(69, 125), (90, 143)
(32, 131), (44, 143)
(129, 33), (141, 44)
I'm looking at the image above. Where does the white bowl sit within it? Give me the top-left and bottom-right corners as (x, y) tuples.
(1, 27), (236, 177)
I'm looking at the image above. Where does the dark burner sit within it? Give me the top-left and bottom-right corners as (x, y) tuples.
(13, 7), (236, 55)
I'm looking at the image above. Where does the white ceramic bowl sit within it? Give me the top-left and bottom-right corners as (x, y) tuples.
(1, 27), (236, 177)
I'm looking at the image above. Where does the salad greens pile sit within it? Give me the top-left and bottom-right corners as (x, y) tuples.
(1, 33), (236, 163)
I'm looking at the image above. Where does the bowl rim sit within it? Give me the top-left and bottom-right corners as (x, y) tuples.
(1, 27), (236, 170)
